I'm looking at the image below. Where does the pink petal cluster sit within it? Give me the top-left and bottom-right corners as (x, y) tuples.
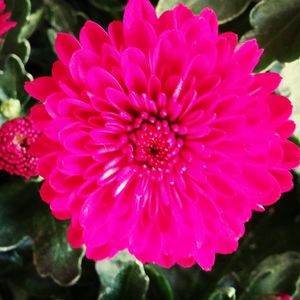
(0, 0), (16, 40)
(25, 0), (300, 270)
(0, 117), (39, 178)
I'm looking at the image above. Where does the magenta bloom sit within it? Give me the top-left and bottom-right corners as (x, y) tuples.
(0, 117), (39, 178)
(0, 0), (16, 40)
(25, 0), (300, 270)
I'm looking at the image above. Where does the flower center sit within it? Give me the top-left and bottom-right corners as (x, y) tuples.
(13, 134), (30, 149)
(128, 115), (183, 172)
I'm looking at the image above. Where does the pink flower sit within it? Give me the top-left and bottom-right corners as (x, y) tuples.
(0, 0), (16, 40)
(25, 0), (300, 270)
(0, 117), (39, 179)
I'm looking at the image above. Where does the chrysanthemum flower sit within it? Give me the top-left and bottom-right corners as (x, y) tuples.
(0, 0), (16, 40)
(0, 117), (39, 179)
(25, 0), (300, 270)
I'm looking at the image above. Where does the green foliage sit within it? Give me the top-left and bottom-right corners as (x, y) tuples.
(0, 250), (23, 276)
(0, 55), (32, 104)
(44, 0), (87, 35)
(156, 0), (252, 24)
(0, 0), (31, 65)
(96, 251), (149, 300)
(0, 54), (31, 125)
(20, 8), (44, 41)
(0, 177), (84, 286)
(144, 265), (174, 300)
(208, 288), (236, 300)
(240, 252), (300, 300)
(279, 58), (300, 146)
(88, 0), (125, 14)
(243, 0), (300, 71)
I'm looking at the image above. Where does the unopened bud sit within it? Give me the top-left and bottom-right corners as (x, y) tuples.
(0, 99), (21, 120)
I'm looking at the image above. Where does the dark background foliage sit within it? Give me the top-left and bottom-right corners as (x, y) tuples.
(1, 0), (300, 299)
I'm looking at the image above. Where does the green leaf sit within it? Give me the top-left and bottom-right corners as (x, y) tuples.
(0, 0), (31, 64)
(5, 244), (97, 299)
(0, 54), (32, 104)
(240, 252), (300, 300)
(44, 0), (86, 35)
(276, 59), (300, 172)
(155, 0), (251, 24)
(19, 8), (45, 41)
(242, 0), (300, 71)
(88, 0), (124, 13)
(0, 177), (84, 286)
(208, 287), (236, 300)
(0, 250), (23, 277)
(278, 58), (300, 142)
(32, 217), (84, 286)
(47, 28), (58, 51)
(144, 265), (174, 300)
(219, 7), (252, 38)
(292, 276), (300, 300)
(96, 251), (149, 300)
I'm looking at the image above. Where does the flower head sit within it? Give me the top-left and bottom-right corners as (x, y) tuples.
(0, 117), (39, 178)
(25, 0), (300, 270)
(0, 0), (16, 40)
